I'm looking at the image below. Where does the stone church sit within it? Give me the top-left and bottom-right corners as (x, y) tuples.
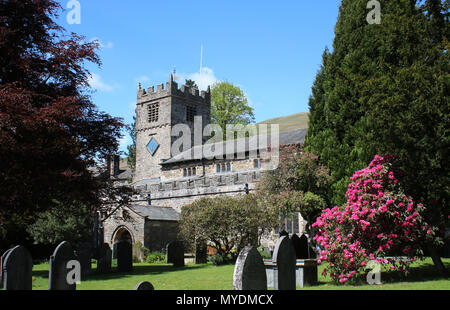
(102, 75), (308, 253)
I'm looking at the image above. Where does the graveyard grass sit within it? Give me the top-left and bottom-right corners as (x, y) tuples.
(30, 257), (450, 290)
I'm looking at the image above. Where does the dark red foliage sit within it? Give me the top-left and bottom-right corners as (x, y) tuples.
(0, 0), (125, 242)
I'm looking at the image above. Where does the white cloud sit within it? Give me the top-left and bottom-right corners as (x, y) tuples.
(134, 75), (151, 84)
(88, 73), (115, 92)
(90, 37), (114, 49)
(178, 67), (219, 91)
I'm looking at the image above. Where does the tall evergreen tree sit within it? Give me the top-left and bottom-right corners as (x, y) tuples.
(305, 48), (329, 142)
(306, 0), (448, 275)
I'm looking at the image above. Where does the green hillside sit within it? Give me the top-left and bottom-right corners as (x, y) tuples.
(257, 112), (309, 133)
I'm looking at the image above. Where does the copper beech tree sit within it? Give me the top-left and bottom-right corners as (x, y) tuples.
(0, 0), (128, 247)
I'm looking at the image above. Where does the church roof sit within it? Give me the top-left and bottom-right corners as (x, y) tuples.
(127, 204), (179, 221)
(115, 169), (132, 180)
(161, 128), (307, 165)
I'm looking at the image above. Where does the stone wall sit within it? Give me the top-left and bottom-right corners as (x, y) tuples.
(135, 169), (262, 212)
(160, 158), (260, 180)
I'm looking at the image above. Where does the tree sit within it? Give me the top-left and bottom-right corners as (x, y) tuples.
(27, 201), (93, 246)
(313, 155), (434, 284)
(305, 48), (329, 143)
(185, 79), (198, 88)
(359, 0), (449, 275)
(304, 0), (448, 274)
(210, 81), (255, 139)
(179, 194), (274, 262)
(0, 0), (125, 249)
(256, 144), (330, 242)
(126, 116), (136, 171)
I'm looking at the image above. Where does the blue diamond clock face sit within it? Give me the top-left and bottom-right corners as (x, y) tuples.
(147, 137), (159, 156)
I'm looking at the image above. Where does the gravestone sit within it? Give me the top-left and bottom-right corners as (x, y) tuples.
(76, 243), (92, 278)
(291, 234), (316, 259)
(49, 241), (76, 290)
(290, 234), (318, 287)
(279, 230), (289, 237)
(272, 235), (296, 290)
(195, 241), (207, 264)
(166, 241), (184, 267)
(116, 241), (132, 272)
(0, 248), (13, 289)
(295, 259), (318, 288)
(2, 245), (33, 290)
(134, 281), (155, 290)
(97, 243), (112, 273)
(233, 246), (267, 290)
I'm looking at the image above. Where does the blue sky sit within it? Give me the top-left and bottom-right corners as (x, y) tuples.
(57, 0), (341, 152)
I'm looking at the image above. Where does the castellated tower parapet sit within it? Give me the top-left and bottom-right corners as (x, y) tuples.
(137, 74), (210, 104)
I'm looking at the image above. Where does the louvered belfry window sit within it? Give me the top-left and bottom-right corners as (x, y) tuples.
(186, 106), (196, 122)
(148, 102), (159, 123)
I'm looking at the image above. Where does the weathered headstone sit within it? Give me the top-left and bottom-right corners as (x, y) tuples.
(290, 234), (318, 287)
(272, 235), (296, 290)
(291, 234), (315, 259)
(279, 230), (289, 237)
(97, 243), (112, 273)
(295, 259), (318, 288)
(49, 241), (76, 290)
(76, 243), (92, 278)
(116, 241), (132, 272)
(195, 241), (207, 264)
(0, 248), (13, 289)
(233, 246), (267, 290)
(2, 245), (33, 290)
(134, 281), (155, 290)
(166, 241), (184, 267)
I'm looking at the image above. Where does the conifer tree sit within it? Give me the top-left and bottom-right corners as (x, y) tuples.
(305, 0), (448, 274)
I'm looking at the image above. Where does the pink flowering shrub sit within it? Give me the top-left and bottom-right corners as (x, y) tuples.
(312, 155), (435, 284)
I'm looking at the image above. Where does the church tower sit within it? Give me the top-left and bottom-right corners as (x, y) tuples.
(134, 75), (211, 182)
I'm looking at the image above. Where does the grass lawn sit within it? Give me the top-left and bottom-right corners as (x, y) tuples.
(31, 257), (450, 290)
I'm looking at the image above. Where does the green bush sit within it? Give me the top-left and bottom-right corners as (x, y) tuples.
(132, 242), (150, 263)
(208, 254), (225, 266)
(208, 253), (234, 266)
(180, 194), (274, 261)
(145, 251), (166, 264)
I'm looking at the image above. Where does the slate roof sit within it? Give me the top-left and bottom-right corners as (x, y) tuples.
(127, 204), (179, 221)
(161, 128), (307, 165)
(115, 169), (132, 180)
